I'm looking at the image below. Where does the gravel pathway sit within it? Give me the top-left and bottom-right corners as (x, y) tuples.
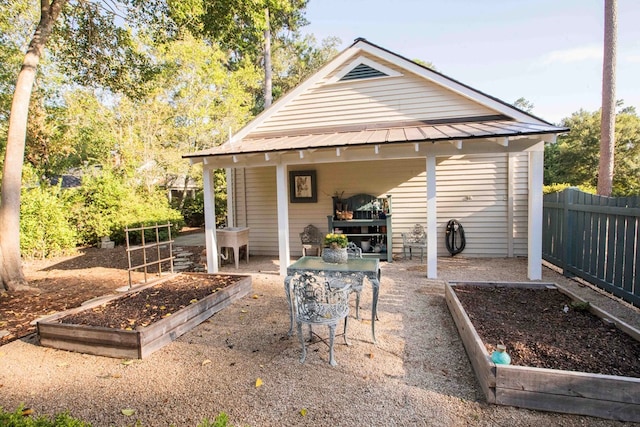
(1, 256), (638, 427)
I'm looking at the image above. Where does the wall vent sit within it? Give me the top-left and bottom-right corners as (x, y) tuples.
(339, 63), (388, 81)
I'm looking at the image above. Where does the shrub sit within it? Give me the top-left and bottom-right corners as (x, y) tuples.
(20, 186), (76, 259)
(543, 183), (597, 195)
(65, 170), (184, 246)
(179, 190), (205, 227)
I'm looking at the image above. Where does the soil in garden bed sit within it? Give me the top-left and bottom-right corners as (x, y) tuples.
(453, 284), (640, 378)
(59, 274), (244, 330)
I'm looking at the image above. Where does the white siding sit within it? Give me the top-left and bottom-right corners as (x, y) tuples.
(240, 167), (278, 255)
(435, 153), (529, 257)
(512, 153), (529, 256)
(253, 54), (498, 135)
(235, 154), (529, 258)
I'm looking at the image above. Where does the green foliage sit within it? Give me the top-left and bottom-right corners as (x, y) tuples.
(0, 406), (234, 427)
(197, 412), (235, 427)
(0, 405), (91, 427)
(324, 233), (348, 248)
(52, 2), (163, 99)
(570, 301), (591, 312)
(20, 186), (77, 259)
(513, 97), (534, 113)
(169, 0), (309, 62)
(543, 183), (596, 195)
(65, 169), (184, 246)
(179, 191), (205, 227)
(545, 107), (640, 196)
(263, 34), (339, 111)
(214, 169), (227, 226)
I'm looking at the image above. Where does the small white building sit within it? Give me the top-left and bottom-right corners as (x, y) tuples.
(184, 38), (568, 279)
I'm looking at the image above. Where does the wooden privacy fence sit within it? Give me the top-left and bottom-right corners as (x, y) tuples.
(542, 188), (639, 306)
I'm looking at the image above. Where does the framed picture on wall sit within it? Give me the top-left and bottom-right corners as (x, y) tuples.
(289, 170), (317, 203)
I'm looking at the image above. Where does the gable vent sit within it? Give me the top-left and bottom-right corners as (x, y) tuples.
(339, 63), (388, 81)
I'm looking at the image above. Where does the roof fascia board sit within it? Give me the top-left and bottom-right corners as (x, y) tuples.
(354, 40), (550, 126)
(188, 135), (549, 168)
(230, 45), (364, 143)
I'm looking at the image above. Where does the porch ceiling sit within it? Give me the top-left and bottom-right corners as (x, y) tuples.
(184, 118), (568, 167)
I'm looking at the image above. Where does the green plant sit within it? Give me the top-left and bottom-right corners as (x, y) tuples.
(570, 300), (591, 312)
(178, 190), (205, 227)
(0, 405), (91, 426)
(197, 412), (234, 427)
(324, 233), (348, 248)
(20, 186), (77, 259)
(543, 183), (597, 195)
(65, 170), (184, 246)
(0, 406), (235, 427)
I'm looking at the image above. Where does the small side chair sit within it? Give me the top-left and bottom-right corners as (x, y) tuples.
(402, 224), (427, 262)
(299, 224), (323, 257)
(290, 272), (351, 366)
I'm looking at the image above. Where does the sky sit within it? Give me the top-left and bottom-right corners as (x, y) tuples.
(301, 0), (640, 124)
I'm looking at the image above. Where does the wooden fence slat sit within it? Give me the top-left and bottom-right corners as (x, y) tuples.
(543, 188), (639, 307)
(623, 216), (636, 293)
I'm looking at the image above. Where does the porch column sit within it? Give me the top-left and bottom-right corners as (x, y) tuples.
(528, 147), (544, 280)
(203, 165), (219, 273)
(426, 155), (438, 278)
(276, 164), (291, 276)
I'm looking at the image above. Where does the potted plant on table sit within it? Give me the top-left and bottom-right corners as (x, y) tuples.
(322, 233), (348, 264)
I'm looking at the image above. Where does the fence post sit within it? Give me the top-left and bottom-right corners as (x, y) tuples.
(561, 188), (575, 277)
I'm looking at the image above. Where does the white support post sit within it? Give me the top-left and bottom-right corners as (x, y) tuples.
(203, 165), (219, 273)
(528, 148), (544, 280)
(276, 164), (291, 276)
(426, 155), (438, 278)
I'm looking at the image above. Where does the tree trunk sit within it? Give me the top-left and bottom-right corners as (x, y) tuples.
(263, 7), (273, 109)
(598, 0), (617, 196)
(179, 165), (194, 211)
(0, 0), (66, 291)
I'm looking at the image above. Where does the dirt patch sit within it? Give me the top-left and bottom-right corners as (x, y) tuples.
(0, 243), (205, 345)
(58, 273), (244, 330)
(453, 284), (640, 378)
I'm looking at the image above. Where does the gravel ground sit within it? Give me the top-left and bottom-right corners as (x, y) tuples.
(1, 255), (639, 427)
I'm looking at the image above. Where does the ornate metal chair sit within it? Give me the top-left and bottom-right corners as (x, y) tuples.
(290, 272), (351, 366)
(299, 224), (323, 257)
(402, 224), (428, 262)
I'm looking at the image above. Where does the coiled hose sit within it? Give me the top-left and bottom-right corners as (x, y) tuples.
(445, 219), (466, 256)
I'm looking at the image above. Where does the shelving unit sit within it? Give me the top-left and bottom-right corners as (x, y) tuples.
(327, 194), (392, 262)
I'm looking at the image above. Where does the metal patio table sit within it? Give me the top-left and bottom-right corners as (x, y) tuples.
(284, 256), (381, 343)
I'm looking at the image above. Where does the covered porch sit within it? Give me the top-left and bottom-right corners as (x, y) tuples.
(183, 38), (568, 280)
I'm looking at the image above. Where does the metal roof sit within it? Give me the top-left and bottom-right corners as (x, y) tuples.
(183, 119), (568, 160)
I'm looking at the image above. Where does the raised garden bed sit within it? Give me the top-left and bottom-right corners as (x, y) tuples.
(445, 281), (640, 422)
(37, 273), (251, 359)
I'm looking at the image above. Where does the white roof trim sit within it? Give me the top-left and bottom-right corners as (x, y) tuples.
(327, 55), (402, 84)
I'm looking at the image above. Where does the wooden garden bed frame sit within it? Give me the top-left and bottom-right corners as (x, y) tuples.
(445, 281), (640, 422)
(37, 273), (251, 359)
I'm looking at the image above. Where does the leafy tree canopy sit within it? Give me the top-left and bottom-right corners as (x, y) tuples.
(545, 104), (640, 196)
